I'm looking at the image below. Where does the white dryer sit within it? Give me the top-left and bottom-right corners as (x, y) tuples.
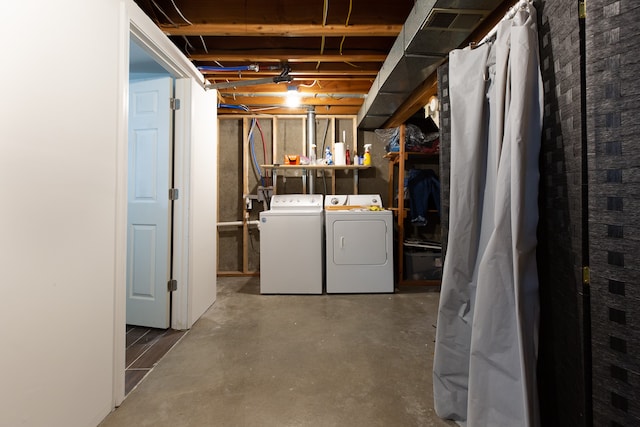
(324, 194), (394, 293)
(259, 194), (324, 294)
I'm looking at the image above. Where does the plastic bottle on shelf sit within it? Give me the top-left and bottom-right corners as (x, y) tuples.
(363, 144), (372, 166)
(325, 146), (333, 165)
(309, 144), (317, 165)
(345, 146), (351, 166)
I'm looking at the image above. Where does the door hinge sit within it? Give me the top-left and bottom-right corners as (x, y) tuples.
(169, 188), (179, 200)
(168, 279), (178, 292)
(170, 98), (181, 110)
(579, 1), (586, 19)
(582, 266), (590, 286)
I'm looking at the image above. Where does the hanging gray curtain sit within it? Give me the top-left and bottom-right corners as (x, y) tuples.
(433, 1), (543, 426)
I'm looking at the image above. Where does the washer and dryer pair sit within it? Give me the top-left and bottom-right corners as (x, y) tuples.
(259, 194), (393, 294)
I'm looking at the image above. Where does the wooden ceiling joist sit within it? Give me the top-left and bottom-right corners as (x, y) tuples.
(219, 95), (363, 107)
(219, 105), (360, 116)
(161, 23), (402, 37)
(190, 52), (386, 63)
(212, 81), (373, 94)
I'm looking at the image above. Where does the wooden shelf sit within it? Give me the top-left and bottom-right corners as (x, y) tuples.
(261, 164), (370, 194)
(386, 124), (442, 288)
(261, 164), (369, 170)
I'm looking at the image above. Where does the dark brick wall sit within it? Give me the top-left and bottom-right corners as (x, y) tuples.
(586, 1), (640, 425)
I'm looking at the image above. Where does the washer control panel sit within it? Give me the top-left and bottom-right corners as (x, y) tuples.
(270, 194), (322, 210)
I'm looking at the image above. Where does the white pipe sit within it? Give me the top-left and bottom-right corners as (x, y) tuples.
(217, 220), (260, 227)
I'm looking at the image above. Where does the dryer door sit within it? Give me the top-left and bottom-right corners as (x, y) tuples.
(332, 219), (388, 265)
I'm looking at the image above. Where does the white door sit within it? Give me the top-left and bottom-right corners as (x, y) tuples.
(126, 76), (173, 328)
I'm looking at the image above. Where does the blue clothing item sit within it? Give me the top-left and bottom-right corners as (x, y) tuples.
(405, 169), (441, 225)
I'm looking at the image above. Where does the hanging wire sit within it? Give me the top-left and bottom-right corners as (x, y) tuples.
(316, 0), (329, 70)
(339, 0), (353, 56)
(182, 36), (195, 54)
(200, 35), (209, 53)
(151, 0), (178, 26)
(298, 80), (319, 88)
(255, 120), (270, 183)
(248, 119), (266, 187)
(169, 0), (193, 25)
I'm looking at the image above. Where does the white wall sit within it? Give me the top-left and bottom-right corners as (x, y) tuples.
(0, 0), (124, 426)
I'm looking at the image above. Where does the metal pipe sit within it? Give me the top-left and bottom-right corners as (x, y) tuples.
(307, 106), (316, 194)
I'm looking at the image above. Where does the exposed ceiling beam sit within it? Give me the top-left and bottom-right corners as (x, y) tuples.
(219, 95), (364, 107)
(190, 52), (386, 63)
(161, 23), (402, 37)
(203, 72), (377, 81)
(219, 105), (361, 116)
(211, 81), (373, 93)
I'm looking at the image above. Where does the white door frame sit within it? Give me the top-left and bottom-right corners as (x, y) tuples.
(113, 0), (208, 407)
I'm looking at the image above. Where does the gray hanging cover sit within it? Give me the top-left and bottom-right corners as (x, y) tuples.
(433, 2), (543, 426)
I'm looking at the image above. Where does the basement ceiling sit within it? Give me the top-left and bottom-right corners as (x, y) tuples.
(133, 0), (513, 126)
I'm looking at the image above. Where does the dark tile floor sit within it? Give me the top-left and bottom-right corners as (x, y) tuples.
(125, 325), (186, 395)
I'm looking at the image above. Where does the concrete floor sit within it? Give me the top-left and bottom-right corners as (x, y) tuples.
(100, 277), (456, 427)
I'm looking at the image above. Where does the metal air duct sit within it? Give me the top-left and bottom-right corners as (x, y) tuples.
(357, 0), (505, 130)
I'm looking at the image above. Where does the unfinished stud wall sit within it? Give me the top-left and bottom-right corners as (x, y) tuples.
(217, 115), (389, 274)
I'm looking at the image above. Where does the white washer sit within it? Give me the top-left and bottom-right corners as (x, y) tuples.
(324, 194), (394, 293)
(259, 194), (324, 294)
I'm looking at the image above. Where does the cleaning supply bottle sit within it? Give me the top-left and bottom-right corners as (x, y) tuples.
(310, 144), (317, 165)
(363, 144), (372, 166)
(345, 145), (351, 166)
(325, 146), (333, 165)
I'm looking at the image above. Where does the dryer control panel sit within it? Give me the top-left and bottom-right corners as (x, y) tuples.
(325, 194), (383, 208)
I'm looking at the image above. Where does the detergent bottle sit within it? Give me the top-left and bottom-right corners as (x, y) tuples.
(325, 146), (333, 165)
(363, 144), (372, 166)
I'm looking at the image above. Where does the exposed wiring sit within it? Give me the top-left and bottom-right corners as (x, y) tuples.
(151, 0), (178, 26)
(339, 0), (353, 56)
(198, 65), (259, 72)
(218, 103), (250, 111)
(255, 120), (270, 183)
(298, 80), (318, 88)
(249, 106), (281, 112)
(182, 35), (194, 53)
(248, 119), (266, 187)
(200, 35), (208, 53)
(316, 0), (329, 70)
(169, 0), (193, 25)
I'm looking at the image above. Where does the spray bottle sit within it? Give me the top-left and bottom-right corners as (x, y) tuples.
(363, 144), (372, 166)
